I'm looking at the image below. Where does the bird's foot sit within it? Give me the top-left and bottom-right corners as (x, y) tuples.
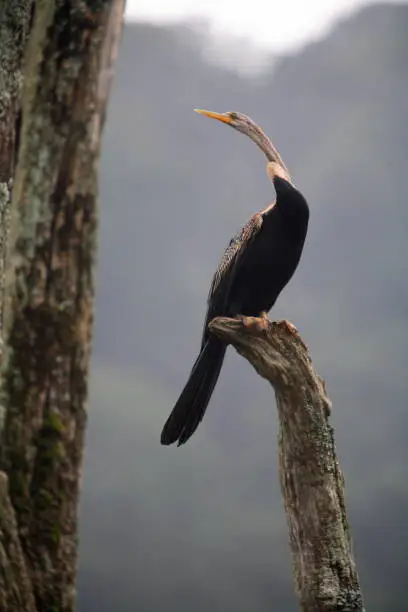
(236, 313), (269, 332)
(259, 310), (270, 322)
(255, 311), (270, 331)
(278, 319), (308, 350)
(279, 319), (299, 335)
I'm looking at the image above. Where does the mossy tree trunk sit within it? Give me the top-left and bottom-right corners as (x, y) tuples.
(0, 0), (34, 349)
(0, 2), (126, 611)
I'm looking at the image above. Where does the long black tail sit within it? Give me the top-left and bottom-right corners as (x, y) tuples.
(161, 338), (227, 446)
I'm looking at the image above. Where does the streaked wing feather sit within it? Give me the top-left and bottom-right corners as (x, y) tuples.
(209, 213), (263, 303)
(207, 212), (263, 320)
(200, 213), (264, 348)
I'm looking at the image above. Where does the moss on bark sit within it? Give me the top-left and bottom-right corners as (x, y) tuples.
(0, 2), (125, 610)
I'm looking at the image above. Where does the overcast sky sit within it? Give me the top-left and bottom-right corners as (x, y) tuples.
(125, 0), (404, 52)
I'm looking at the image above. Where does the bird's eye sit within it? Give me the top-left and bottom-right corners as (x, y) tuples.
(228, 112), (238, 120)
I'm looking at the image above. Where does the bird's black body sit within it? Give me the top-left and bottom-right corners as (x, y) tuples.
(161, 176), (309, 446)
(217, 178), (309, 319)
(161, 109), (310, 446)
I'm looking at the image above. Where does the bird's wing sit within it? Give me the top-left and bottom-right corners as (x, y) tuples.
(209, 212), (263, 304)
(200, 212), (264, 347)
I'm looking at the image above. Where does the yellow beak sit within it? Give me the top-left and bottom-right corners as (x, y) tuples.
(194, 109), (232, 124)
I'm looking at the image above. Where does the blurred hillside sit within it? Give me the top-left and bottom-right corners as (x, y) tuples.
(78, 4), (408, 611)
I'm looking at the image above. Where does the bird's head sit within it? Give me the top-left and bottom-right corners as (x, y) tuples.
(194, 108), (291, 183)
(195, 109), (263, 143)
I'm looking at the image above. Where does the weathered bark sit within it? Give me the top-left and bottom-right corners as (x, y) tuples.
(0, 3), (37, 610)
(0, 0), (34, 350)
(210, 316), (364, 612)
(0, 1), (126, 611)
(0, 472), (36, 612)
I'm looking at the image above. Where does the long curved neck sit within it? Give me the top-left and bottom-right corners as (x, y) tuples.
(249, 126), (291, 179)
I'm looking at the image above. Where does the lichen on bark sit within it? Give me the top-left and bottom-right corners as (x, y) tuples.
(0, 1), (126, 610)
(0, 0), (34, 355)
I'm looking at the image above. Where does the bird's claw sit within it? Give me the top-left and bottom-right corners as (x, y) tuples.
(278, 319), (308, 350)
(236, 313), (269, 332)
(280, 319), (299, 335)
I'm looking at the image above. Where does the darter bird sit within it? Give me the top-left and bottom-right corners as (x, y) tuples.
(161, 109), (309, 446)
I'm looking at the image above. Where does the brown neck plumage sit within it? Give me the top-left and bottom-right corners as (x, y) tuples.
(247, 124), (292, 184)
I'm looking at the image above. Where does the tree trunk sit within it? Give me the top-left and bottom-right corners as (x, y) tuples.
(210, 316), (365, 612)
(0, 0), (34, 348)
(0, 2), (126, 610)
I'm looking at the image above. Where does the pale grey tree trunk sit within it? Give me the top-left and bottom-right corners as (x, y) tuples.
(0, 2), (126, 610)
(211, 316), (365, 611)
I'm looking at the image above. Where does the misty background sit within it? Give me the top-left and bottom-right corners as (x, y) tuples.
(77, 3), (408, 610)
